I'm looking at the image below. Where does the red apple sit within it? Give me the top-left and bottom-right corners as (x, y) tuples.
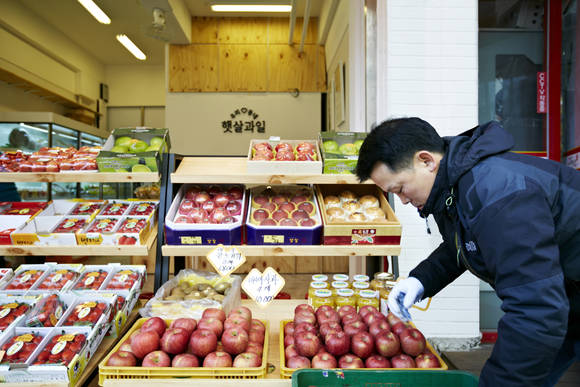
(363, 312), (386, 327)
(295, 331), (322, 358)
(107, 351), (137, 366)
(290, 194), (309, 204)
(252, 209), (270, 223)
(284, 334), (295, 347)
(365, 354), (391, 368)
(170, 318), (197, 335)
(344, 321), (367, 337)
(178, 200), (196, 215)
(260, 202), (277, 213)
(128, 329), (142, 343)
(174, 216), (194, 223)
(311, 352), (337, 369)
(286, 355), (310, 369)
(279, 201), (296, 213)
(359, 305), (379, 319)
(210, 207), (230, 223)
(315, 305), (334, 316)
(275, 150), (295, 161)
(399, 328), (426, 356)
(279, 218), (298, 227)
(299, 218), (316, 227)
(131, 330), (160, 359)
(369, 319), (391, 337)
(319, 321), (342, 338)
(391, 354), (416, 368)
(189, 208), (208, 223)
(284, 321), (296, 336)
(272, 209), (289, 221)
(141, 317), (166, 338)
(198, 318), (224, 338)
(249, 329), (265, 345)
(202, 199), (216, 212)
(298, 201), (314, 214)
(387, 312), (403, 326)
(231, 306), (252, 321)
(296, 142), (314, 153)
(250, 319), (265, 334)
(142, 350), (171, 367)
(194, 192), (211, 206)
(295, 304), (314, 315)
(296, 152), (315, 161)
(172, 353), (199, 367)
(203, 351), (232, 367)
(285, 344), (299, 359)
(160, 328), (190, 355)
(214, 193), (230, 207)
(246, 341), (263, 356)
(275, 142), (293, 152)
(375, 331), (400, 357)
(338, 354), (364, 369)
(316, 310), (340, 326)
(294, 311), (317, 326)
(415, 352), (441, 368)
(185, 187), (201, 199)
(338, 305), (357, 319)
(222, 328), (249, 355)
(221, 216), (236, 224)
(294, 322), (317, 335)
(208, 185), (223, 196)
(259, 218), (277, 226)
(342, 312), (362, 326)
(324, 331), (350, 357)
(202, 308), (226, 323)
(391, 321), (408, 336)
(227, 186), (244, 200)
(233, 352), (261, 367)
(224, 316), (250, 332)
(188, 329), (217, 358)
(225, 200), (242, 215)
(253, 151), (273, 161)
(291, 209), (309, 222)
(253, 195), (270, 206)
(351, 331), (374, 359)
(253, 142), (272, 152)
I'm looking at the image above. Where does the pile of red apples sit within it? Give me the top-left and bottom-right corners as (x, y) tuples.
(174, 185), (244, 225)
(251, 142), (317, 161)
(107, 306), (265, 368)
(283, 304), (441, 369)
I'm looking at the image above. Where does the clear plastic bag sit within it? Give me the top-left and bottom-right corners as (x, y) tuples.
(139, 269), (241, 320)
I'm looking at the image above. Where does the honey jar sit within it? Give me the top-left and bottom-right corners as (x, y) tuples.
(352, 281), (370, 297)
(335, 288), (356, 309)
(332, 274), (349, 283)
(371, 272), (394, 290)
(331, 281), (349, 296)
(308, 281), (328, 304)
(352, 274), (370, 283)
(357, 289), (379, 310)
(312, 289), (335, 309)
(312, 274), (328, 283)
(379, 280), (396, 315)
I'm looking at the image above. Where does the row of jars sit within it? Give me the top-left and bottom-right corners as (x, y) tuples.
(307, 272), (396, 314)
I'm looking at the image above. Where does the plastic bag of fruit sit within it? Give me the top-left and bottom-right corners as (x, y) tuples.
(139, 269), (241, 320)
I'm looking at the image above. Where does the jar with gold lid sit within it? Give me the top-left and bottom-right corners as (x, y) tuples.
(357, 289), (379, 309)
(335, 288), (356, 308)
(308, 281), (328, 304)
(371, 272), (394, 290)
(312, 289), (335, 309)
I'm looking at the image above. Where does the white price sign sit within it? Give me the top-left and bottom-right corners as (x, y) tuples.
(242, 267), (285, 308)
(206, 244), (246, 277)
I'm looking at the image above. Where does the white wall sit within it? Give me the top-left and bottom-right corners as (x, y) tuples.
(376, 0), (480, 340)
(106, 65), (166, 107)
(166, 93), (321, 155)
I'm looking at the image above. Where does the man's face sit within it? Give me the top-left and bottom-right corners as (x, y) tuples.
(369, 151), (440, 211)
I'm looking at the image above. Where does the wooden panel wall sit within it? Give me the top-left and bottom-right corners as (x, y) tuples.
(190, 256), (349, 275)
(169, 17), (326, 93)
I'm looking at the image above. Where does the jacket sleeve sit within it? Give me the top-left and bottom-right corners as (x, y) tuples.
(409, 236), (465, 298)
(470, 183), (568, 387)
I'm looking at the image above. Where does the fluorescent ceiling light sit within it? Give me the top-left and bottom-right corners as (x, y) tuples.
(116, 35), (146, 60)
(211, 4), (292, 12)
(78, 0), (111, 24)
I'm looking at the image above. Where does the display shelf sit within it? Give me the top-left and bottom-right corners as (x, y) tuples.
(0, 224), (157, 256)
(162, 244), (401, 257)
(0, 171), (159, 183)
(171, 157), (372, 184)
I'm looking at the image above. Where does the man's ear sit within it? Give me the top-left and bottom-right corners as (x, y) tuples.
(415, 151), (439, 172)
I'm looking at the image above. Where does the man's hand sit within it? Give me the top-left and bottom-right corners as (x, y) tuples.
(387, 277), (424, 321)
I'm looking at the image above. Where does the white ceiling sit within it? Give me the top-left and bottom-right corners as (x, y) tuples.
(19, 0), (325, 66)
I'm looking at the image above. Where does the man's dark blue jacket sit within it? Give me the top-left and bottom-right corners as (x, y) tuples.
(410, 121), (580, 386)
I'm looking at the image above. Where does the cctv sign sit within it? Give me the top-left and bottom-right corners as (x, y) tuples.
(537, 72), (546, 113)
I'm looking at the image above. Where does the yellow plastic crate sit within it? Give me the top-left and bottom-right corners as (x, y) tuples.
(99, 317), (269, 385)
(279, 319), (448, 379)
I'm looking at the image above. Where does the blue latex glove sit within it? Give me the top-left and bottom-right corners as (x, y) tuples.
(387, 277), (424, 321)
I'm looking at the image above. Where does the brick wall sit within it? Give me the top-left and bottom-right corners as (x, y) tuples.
(376, 0), (480, 339)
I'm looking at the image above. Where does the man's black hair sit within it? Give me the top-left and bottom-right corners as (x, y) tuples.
(355, 117), (445, 182)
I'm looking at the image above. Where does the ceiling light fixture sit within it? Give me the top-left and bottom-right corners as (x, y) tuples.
(210, 4), (292, 12)
(77, 0), (111, 24)
(116, 35), (147, 60)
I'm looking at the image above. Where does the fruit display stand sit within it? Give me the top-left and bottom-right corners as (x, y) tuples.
(162, 156), (401, 282)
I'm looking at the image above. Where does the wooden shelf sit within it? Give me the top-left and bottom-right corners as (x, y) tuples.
(171, 157), (371, 184)
(0, 230), (157, 256)
(0, 172), (159, 183)
(162, 244), (400, 257)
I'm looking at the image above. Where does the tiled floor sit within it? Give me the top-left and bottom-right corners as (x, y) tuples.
(444, 344), (580, 386)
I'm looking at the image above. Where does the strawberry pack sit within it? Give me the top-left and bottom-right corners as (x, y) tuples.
(0, 297), (37, 332)
(25, 294), (67, 328)
(3, 266), (47, 291)
(33, 332), (87, 366)
(0, 332), (44, 364)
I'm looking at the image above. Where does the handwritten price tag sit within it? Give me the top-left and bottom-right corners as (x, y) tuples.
(242, 267), (285, 308)
(206, 244), (246, 277)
